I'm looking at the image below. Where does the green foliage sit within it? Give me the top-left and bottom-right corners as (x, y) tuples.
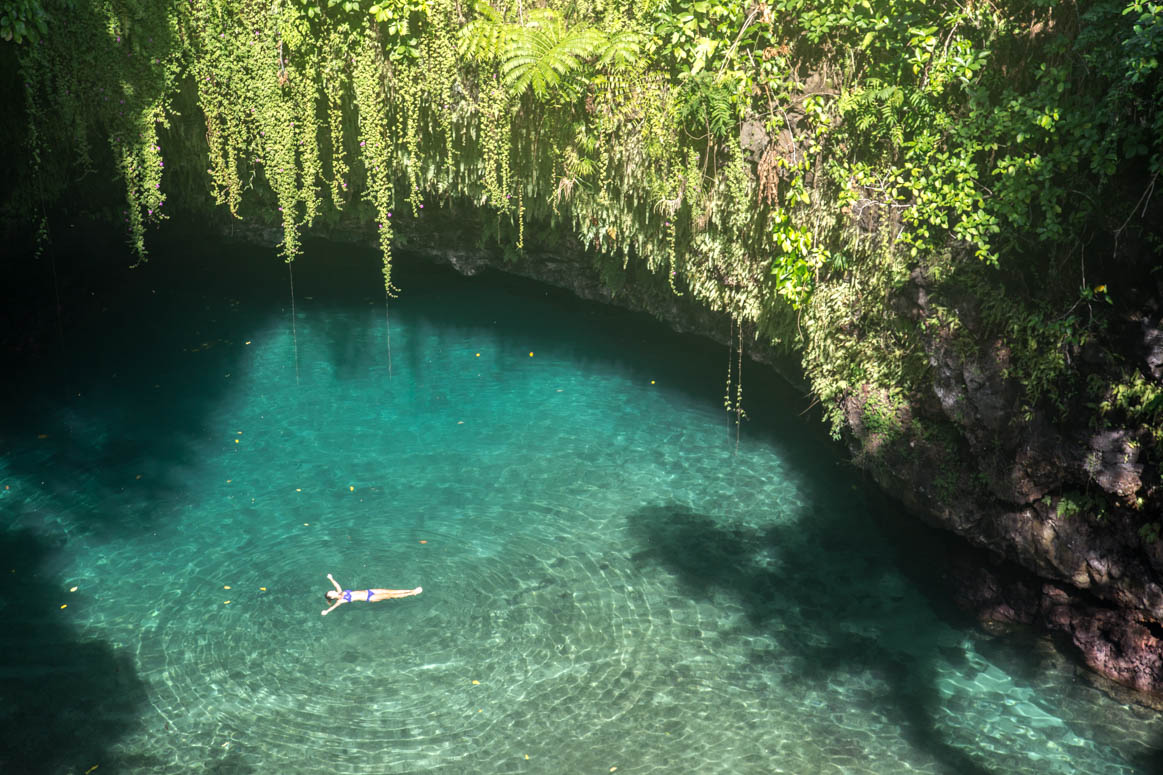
(291, 0), (363, 19)
(650, 0), (756, 87)
(457, 1), (510, 63)
(500, 8), (606, 100)
(1098, 371), (1163, 425)
(980, 288), (1089, 418)
(1053, 490), (1110, 521)
(349, 18), (398, 291)
(0, 0), (52, 43)
(8, 0), (1162, 470)
(368, 0), (430, 61)
(1090, 369), (1163, 471)
(676, 72), (735, 139)
(460, 4), (636, 101)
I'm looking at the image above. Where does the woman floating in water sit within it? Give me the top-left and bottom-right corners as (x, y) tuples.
(321, 572), (422, 615)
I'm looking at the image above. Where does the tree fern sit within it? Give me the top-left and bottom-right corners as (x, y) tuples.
(500, 9), (606, 100)
(457, 1), (510, 64)
(598, 28), (645, 72)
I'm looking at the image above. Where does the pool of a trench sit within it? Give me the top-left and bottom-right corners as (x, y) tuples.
(2, 235), (1161, 775)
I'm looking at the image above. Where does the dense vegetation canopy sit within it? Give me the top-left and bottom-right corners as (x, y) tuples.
(3, 0), (1162, 488)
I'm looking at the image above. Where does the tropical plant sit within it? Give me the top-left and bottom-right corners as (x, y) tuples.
(5, 0), (1162, 478)
(0, 0), (50, 43)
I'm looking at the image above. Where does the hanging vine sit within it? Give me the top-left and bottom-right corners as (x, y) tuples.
(723, 313), (747, 449)
(422, 0), (460, 183)
(190, 0), (252, 219)
(322, 26), (353, 211)
(479, 71), (513, 211)
(397, 62), (424, 216)
(284, 17), (324, 228)
(12, 0), (1161, 466)
(351, 19), (398, 295)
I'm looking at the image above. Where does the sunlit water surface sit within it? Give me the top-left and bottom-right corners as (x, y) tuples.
(2, 237), (1161, 774)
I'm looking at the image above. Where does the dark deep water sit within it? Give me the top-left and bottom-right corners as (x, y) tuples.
(2, 230), (1162, 774)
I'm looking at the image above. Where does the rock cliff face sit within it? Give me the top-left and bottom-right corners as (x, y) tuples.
(840, 270), (1163, 702)
(261, 210), (1163, 702)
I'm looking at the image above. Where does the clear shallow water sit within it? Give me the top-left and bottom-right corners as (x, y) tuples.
(2, 236), (1161, 774)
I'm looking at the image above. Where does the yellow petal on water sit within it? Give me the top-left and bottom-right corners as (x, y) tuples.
(304, 523), (310, 526)
(234, 439), (239, 444)
(651, 380), (655, 384)
(224, 585), (231, 590)
(457, 421), (464, 425)
(224, 600), (231, 605)
(475, 353), (480, 357)
(259, 587), (267, 592)
(350, 486), (355, 492)
(610, 768), (617, 773)
(226, 479), (232, 483)
(1095, 284), (1107, 293)
(296, 488), (302, 492)
(472, 680), (480, 685)
(70, 586), (78, 592)
(529, 352), (534, 357)
(135, 474), (142, 480)
(85, 766), (98, 775)
(524, 755), (529, 760)
(60, 604), (67, 609)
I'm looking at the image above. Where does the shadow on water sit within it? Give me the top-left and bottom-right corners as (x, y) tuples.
(627, 501), (998, 775)
(1134, 740), (1163, 774)
(283, 239), (823, 457)
(0, 529), (155, 773)
(2, 225), (811, 534)
(0, 227), (295, 538)
(239, 239), (622, 391)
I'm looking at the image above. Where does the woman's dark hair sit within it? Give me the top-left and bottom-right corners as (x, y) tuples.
(325, 590), (338, 602)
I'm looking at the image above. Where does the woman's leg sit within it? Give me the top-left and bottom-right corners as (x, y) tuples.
(370, 587), (422, 600)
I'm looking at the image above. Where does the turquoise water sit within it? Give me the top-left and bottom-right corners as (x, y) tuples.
(2, 237), (1161, 774)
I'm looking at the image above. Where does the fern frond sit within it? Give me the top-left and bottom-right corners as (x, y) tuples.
(500, 11), (605, 99)
(677, 72), (737, 139)
(598, 29), (644, 71)
(709, 93), (734, 138)
(458, 1), (508, 63)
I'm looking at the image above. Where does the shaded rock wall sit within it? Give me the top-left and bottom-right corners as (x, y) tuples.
(842, 270), (1163, 701)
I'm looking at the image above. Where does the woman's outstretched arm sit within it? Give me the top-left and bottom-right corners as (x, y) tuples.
(321, 598), (344, 616)
(327, 573), (343, 594)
